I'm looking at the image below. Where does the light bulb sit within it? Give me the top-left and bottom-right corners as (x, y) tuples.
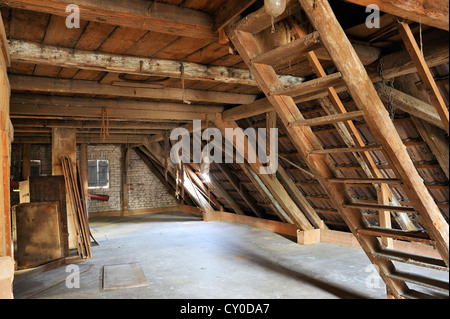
(264, 0), (287, 18)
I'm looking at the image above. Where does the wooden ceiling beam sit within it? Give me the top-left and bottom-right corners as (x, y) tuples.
(12, 135), (150, 144)
(8, 40), (304, 87)
(10, 94), (223, 122)
(2, 0), (218, 40)
(11, 119), (184, 130)
(9, 75), (258, 106)
(344, 0), (449, 31)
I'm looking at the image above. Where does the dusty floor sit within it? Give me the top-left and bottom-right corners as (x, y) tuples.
(12, 212), (448, 300)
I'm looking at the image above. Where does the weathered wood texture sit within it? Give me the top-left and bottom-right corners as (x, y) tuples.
(0, 12), (12, 257)
(12, 202), (64, 269)
(3, 0), (218, 40)
(9, 75), (258, 106)
(8, 40), (304, 87)
(26, 176), (69, 256)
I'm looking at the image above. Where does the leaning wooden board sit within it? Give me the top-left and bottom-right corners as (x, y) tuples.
(12, 202), (64, 270)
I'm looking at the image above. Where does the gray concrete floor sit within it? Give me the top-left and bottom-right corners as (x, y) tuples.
(12, 212), (446, 299)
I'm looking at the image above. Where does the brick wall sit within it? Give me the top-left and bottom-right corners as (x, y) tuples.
(10, 144), (177, 213)
(127, 149), (178, 210)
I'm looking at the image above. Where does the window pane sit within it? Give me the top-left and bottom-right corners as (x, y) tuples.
(87, 160), (109, 189)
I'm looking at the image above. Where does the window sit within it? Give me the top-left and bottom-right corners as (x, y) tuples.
(30, 160), (41, 177)
(88, 160), (109, 189)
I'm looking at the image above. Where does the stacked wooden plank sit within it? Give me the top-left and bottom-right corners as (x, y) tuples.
(61, 156), (91, 259)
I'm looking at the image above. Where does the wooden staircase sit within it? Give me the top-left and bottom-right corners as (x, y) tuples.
(225, 0), (449, 299)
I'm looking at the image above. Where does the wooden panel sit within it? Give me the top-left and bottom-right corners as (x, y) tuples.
(28, 176), (69, 256)
(12, 202), (64, 269)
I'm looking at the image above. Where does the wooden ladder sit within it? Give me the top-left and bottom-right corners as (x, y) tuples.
(226, 0), (449, 299)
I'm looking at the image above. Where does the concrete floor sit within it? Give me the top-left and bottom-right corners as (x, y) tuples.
(12, 211), (442, 299)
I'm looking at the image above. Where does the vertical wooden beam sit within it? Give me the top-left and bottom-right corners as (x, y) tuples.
(52, 127), (77, 249)
(397, 22), (449, 133)
(80, 144), (88, 199)
(121, 145), (131, 215)
(22, 143), (31, 180)
(0, 13), (11, 257)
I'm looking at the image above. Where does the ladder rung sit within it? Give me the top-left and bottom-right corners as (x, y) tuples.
(252, 32), (322, 67)
(270, 72), (343, 98)
(327, 178), (403, 185)
(356, 227), (434, 244)
(372, 248), (448, 272)
(289, 110), (365, 127)
(343, 203), (417, 213)
(388, 271), (449, 293)
(309, 145), (383, 155)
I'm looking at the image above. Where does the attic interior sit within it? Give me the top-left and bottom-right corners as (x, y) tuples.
(0, 0), (448, 301)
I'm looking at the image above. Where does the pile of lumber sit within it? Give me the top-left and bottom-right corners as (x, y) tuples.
(61, 156), (91, 259)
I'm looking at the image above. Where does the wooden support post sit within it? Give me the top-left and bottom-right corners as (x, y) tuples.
(80, 144), (88, 200)
(52, 128), (77, 249)
(21, 143), (31, 180)
(122, 145), (131, 216)
(397, 22), (449, 133)
(0, 12), (11, 258)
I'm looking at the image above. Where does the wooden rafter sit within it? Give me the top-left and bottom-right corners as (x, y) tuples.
(397, 21), (449, 133)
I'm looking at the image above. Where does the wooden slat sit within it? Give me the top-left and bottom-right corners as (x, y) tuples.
(357, 227), (434, 244)
(397, 22), (449, 133)
(252, 32), (322, 67)
(290, 110), (364, 127)
(270, 72), (343, 97)
(372, 249), (448, 271)
(388, 271), (449, 293)
(327, 178), (403, 185)
(344, 203), (416, 213)
(309, 145), (383, 154)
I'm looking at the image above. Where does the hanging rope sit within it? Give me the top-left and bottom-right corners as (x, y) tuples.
(100, 107), (109, 141)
